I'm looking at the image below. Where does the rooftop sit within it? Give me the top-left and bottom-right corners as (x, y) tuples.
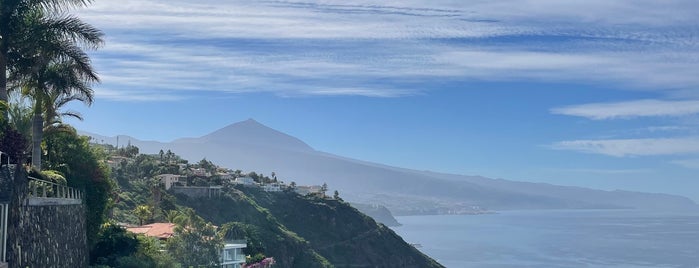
(126, 223), (176, 239)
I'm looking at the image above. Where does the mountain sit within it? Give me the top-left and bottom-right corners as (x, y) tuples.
(80, 119), (699, 214)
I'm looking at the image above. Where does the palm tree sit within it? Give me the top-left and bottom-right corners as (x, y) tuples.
(43, 89), (92, 134)
(9, 7), (102, 170)
(134, 205), (152, 226)
(42, 89), (91, 164)
(5, 93), (32, 144)
(17, 58), (98, 170)
(1, 0), (99, 118)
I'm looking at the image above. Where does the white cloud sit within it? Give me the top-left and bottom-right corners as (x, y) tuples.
(66, 0), (699, 101)
(551, 137), (699, 157)
(551, 99), (699, 120)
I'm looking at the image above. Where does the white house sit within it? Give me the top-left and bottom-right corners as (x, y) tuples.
(262, 184), (282, 192)
(217, 172), (234, 181)
(191, 168), (210, 177)
(220, 240), (247, 268)
(156, 174), (183, 190)
(234, 177), (256, 186)
(294, 185), (323, 196)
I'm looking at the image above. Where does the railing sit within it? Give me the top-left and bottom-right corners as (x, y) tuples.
(226, 239), (247, 245)
(28, 177), (82, 200)
(0, 203), (8, 263)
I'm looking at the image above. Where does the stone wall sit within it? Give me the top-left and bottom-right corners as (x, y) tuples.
(3, 168), (88, 268)
(10, 203), (87, 268)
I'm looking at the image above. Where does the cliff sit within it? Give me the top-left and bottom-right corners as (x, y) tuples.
(178, 187), (443, 268)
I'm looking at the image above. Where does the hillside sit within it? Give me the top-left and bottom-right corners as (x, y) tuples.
(184, 188), (442, 268)
(82, 119), (699, 214)
(108, 151), (442, 267)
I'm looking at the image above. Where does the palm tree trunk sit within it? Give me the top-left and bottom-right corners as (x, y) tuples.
(31, 113), (43, 170)
(0, 51), (8, 119)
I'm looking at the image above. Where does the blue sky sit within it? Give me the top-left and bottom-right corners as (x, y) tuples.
(65, 0), (699, 201)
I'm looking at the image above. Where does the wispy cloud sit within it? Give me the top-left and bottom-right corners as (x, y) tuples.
(551, 99), (699, 120)
(70, 0), (699, 101)
(551, 137), (699, 157)
(671, 158), (699, 169)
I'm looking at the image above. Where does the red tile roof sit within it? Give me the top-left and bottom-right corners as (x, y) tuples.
(127, 223), (176, 239)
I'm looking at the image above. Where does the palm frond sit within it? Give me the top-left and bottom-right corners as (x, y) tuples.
(40, 13), (104, 49)
(31, 0), (93, 12)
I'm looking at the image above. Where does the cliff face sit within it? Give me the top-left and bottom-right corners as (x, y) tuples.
(180, 188), (443, 268)
(242, 189), (443, 268)
(351, 203), (402, 227)
(177, 191), (332, 268)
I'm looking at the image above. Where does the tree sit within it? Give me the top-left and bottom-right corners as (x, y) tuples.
(159, 149), (164, 161)
(333, 190), (340, 200)
(7, 4), (102, 170)
(43, 90), (91, 133)
(42, 128), (113, 249)
(166, 208), (223, 267)
(42, 90), (92, 163)
(1, 0), (101, 114)
(321, 183), (328, 197)
(134, 205), (152, 226)
(165, 149), (173, 163)
(90, 222), (139, 267)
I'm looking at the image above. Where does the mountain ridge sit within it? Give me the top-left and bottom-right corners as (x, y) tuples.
(79, 119), (699, 214)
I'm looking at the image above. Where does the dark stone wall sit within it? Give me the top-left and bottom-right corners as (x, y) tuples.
(5, 168), (88, 268)
(10, 204), (87, 268)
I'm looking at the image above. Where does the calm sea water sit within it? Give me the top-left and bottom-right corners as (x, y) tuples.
(392, 210), (699, 268)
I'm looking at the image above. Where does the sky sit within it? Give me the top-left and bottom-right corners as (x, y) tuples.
(63, 0), (699, 201)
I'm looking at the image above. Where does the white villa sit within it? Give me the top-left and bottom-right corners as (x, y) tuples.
(156, 174), (184, 190)
(191, 168), (210, 177)
(234, 177), (256, 186)
(217, 172), (234, 181)
(262, 183), (283, 192)
(294, 185), (323, 196)
(220, 240), (247, 268)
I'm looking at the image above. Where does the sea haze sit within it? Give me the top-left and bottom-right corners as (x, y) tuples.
(392, 210), (699, 268)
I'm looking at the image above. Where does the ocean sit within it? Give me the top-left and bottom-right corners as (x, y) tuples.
(392, 210), (699, 268)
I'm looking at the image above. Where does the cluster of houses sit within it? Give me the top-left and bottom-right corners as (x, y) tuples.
(106, 150), (327, 267)
(125, 172), (323, 268)
(126, 223), (247, 268)
(155, 173), (325, 197)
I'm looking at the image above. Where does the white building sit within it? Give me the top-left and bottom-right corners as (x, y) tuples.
(156, 174), (183, 190)
(191, 168), (210, 177)
(294, 185), (323, 196)
(262, 184), (283, 192)
(234, 177), (256, 186)
(220, 240), (247, 268)
(218, 173), (234, 181)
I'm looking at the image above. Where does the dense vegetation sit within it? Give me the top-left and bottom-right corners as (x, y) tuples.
(106, 148), (442, 267)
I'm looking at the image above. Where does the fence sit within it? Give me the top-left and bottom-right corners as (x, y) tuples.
(27, 177), (82, 200)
